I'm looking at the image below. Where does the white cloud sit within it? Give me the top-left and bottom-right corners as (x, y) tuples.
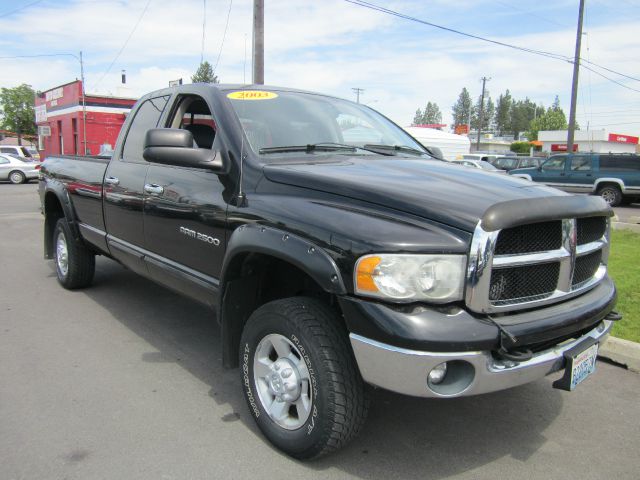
(0, 0), (638, 135)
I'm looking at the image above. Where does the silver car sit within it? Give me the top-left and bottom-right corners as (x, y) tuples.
(0, 154), (40, 184)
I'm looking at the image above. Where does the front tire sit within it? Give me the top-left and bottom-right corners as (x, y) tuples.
(597, 185), (622, 207)
(54, 218), (95, 289)
(240, 297), (369, 459)
(9, 170), (26, 184)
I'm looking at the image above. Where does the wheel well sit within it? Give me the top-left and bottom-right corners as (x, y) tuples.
(44, 192), (65, 259)
(596, 182), (621, 192)
(221, 252), (340, 367)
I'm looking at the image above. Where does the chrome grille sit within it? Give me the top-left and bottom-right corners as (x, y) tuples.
(466, 215), (609, 313)
(572, 250), (602, 287)
(489, 262), (560, 305)
(495, 221), (562, 255)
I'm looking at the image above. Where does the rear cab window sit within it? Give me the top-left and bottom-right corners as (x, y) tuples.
(121, 95), (170, 163)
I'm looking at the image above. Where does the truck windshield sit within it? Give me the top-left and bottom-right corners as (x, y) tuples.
(225, 89), (429, 159)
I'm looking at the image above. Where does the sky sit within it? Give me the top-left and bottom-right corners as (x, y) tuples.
(1, 0), (639, 136)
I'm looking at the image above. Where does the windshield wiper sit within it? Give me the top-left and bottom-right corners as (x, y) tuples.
(363, 144), (428, 156)
(259, 143), (359, 154)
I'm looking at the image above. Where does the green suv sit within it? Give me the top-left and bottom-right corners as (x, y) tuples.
(510, 153), (640, 206)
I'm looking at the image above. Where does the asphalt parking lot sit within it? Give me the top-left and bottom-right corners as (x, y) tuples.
(1, 183), (639, 480)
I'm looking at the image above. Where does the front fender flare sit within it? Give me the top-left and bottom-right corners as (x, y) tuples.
(218, 224), (347, 367)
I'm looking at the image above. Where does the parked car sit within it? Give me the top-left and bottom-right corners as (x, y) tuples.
(461, 153), (503, 162)
(39, 84), (618, 459)
(451, 158), (506, 173)
(490, 156), (543, 171)
(510, 153), (640, 206)
(0, 145), (37, 160)
(0, 153), (40, 184)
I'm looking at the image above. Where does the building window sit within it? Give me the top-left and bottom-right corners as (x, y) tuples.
(57, 120), (64, 154)
(72, 118), (78, 154)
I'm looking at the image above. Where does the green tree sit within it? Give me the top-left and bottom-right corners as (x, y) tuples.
(495, 90), (512, 137)
(413, 102), (442, 124)
(471, 93), (494, 132)
(527, 106), (568, 140)
(0, 84), (36, 145)
(191, 61), (219, 83)
(413, 108), (423, 125)
(451, 87), (472, 128)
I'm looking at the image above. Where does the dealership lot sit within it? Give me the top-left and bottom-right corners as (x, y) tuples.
(1, 183), (639, 480)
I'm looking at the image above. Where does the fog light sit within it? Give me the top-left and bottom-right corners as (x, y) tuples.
(428, 362), (448, 385)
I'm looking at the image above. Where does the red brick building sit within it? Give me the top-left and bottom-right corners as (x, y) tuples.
(35, 80), (137, 159)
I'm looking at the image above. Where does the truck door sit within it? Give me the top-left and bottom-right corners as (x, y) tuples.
(142, 94), (228, 305)
(565, 155), (594, 193)
(535, 155), (567, 186)
(103, 95), (170, 275)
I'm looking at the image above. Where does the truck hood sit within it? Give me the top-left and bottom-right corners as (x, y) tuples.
(263, 157), (567, 232)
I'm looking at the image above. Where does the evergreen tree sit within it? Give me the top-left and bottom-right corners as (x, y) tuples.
(495, 90), (512, 137)
(471, 93), (494, 132)
(451, 87), (472, 127)
(413, 102), (442, 124)
(191, 61), (219, 83)
(413, 108), (423, 125)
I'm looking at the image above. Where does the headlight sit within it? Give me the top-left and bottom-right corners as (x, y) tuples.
(354, 254), (466, 303)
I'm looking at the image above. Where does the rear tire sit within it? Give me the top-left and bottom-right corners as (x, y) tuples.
(597, 185), (622, 207)
(9, 171), (26, 184)
(240, 297), (369, 459)
(53, 218), (95, 289)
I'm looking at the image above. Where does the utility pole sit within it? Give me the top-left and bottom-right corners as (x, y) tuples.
(567, 0), (585, 154)
(352, 87), (364, 103)
(252, 0), (264, 84)
(476, 76), (490, 151)
(79, 51), (87, 155)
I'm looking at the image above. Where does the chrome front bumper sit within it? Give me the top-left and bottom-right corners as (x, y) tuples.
(350, 320), (613, 398)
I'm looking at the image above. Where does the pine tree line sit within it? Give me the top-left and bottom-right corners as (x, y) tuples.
(418, 88), (572, 140)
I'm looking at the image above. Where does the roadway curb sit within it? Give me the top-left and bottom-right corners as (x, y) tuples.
(611, 222), (640, 233)
(599, 337), (640, 373)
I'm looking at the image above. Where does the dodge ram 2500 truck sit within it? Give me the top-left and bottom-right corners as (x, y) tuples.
(40, 84), (620, 459)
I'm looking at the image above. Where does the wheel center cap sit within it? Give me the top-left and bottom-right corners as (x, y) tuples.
(266, 358), (301, 402)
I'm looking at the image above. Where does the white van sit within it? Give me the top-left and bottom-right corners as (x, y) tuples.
(403, 127), (470, 161)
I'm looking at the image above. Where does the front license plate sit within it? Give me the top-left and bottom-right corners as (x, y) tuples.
(552, 340), (599, 391)
(569, 343), (599, 390)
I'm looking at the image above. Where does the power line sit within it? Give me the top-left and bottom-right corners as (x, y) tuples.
(492, 0), (569, 28)
(343, 0), (573, 62)
(589, 121), (640, 127)
(93, 0), (152, 90)
(580, 63), (640, 94)
(344, 0), (640, 89)
(212, 0), (233, 77)
(0, 0), (44, 18)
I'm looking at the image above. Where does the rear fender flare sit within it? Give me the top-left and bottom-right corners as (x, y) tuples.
(43, 181), (82, 258)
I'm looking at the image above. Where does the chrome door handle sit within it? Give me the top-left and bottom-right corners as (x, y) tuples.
(144, 183), (164, 195)
(104, 176), (119, 185)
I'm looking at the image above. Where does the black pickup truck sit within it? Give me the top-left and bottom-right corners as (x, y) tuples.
(40, 84), (619, 459)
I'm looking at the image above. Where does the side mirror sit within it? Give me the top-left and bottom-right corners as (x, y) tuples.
(143, 128), (224, 171)
(426, 146), (444, 160)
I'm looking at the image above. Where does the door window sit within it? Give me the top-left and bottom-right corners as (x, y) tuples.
(121, 95), (170, 163)
(570, 156), (591, 171)
(166, 96), (216, 150)
(542, 157), (566, 171)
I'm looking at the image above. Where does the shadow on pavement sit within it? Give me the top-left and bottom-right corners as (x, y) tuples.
(80, 256), (562, 479)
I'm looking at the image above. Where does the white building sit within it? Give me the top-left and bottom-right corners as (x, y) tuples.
(538, 129), (639, 154)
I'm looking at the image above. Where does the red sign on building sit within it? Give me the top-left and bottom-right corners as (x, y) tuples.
(608, 133), (639, 144)
(34, 80), (137, 159)
(454, 124), (470, 135)
(550, 144), (578, 152)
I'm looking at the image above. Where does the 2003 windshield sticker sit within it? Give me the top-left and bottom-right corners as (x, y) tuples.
(227, 90), (278, 100)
